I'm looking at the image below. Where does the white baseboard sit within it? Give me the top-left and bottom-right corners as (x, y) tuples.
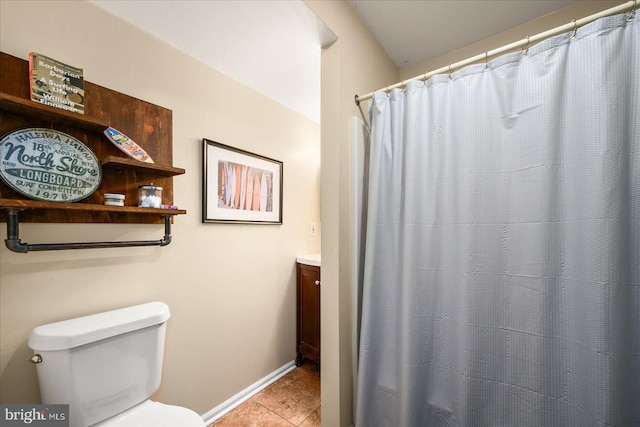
(201, 360), (296, 425)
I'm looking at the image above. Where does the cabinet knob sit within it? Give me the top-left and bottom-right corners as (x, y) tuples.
(315, 280), (320, 286)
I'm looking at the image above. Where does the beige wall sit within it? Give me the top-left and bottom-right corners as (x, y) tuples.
(305, 2), (398, 426)
(0, 0), (320, 415)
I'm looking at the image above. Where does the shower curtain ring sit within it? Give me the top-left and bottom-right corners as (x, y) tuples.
(571, 19), (578, 39)
(448, 64), (453, 79)
(523, 36), (530, 56)
(485, 51), (489, 69)
(627, 0), (636, 21)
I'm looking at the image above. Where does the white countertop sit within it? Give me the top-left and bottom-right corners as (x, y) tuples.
(296, 253), (321, 267)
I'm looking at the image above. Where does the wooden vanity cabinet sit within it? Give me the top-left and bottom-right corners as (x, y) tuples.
(296, 262), (320, 366)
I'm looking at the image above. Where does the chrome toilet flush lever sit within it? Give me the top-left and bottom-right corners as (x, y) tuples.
(27, 354), (42, 364)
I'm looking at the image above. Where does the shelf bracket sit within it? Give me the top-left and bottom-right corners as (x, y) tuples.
(4, 209), (173, 253)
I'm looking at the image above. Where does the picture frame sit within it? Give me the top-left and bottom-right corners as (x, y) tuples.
(202, 139), (283, 224)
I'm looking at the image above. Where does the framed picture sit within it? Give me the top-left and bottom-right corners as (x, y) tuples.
(203, 139), (283, 224)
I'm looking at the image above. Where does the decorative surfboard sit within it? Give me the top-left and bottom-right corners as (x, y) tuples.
(103, 127), (154, 163)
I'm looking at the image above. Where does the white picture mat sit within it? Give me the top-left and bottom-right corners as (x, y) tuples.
(204, 141), (282, 223)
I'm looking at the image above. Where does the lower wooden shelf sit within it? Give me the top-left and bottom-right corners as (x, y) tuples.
(0, 198), (186, 215)
(0, 198), (186, 224)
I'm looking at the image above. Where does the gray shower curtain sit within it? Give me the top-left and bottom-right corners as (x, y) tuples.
(356, 12), (639, 427)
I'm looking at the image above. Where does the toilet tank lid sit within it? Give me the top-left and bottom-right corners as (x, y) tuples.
(28, 302), (171, 351)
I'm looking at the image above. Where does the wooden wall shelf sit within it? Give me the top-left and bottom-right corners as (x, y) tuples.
(0, 52), (186, 227)
(101, 156), (186, 177)
(0, 92), (110, 132)
(0, 198), (186, 215)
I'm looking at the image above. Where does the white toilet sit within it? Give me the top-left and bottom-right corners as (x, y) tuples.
(28, 302), (205, 427)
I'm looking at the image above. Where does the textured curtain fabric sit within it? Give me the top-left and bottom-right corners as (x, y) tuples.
(356, 13), (639, 427)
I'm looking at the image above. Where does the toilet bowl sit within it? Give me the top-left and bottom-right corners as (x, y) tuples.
(94, 400), (204, 426)
(28, 302), (205, 427)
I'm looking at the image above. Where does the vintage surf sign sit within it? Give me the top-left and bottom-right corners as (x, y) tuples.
(0, 128), (102, 202)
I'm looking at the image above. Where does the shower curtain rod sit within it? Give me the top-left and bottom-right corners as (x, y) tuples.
(354, 0), (637, 105)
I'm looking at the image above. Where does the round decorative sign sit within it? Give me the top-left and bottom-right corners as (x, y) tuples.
(0, 128), (102, 202)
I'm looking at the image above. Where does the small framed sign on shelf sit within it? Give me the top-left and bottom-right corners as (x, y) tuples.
(202, 139), (282, 224)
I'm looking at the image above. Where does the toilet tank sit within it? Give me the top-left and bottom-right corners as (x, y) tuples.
(28, 302), (171, 427)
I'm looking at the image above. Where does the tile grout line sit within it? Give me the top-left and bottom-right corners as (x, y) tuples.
(254, 400), (296, 426)
(296, 404), (321, 427)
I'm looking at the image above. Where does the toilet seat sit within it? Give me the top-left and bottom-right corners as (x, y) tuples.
(94, 400), (205, 427)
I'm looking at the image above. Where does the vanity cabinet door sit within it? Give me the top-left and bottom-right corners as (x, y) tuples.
(296, 263), (320, 366)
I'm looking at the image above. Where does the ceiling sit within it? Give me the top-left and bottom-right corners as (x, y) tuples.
(348, 1), (578, 68)
(90, 0), (579, 124)
(90, 0), (336, 124)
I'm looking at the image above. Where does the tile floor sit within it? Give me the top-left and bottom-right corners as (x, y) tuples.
(209, 362), (320, 427)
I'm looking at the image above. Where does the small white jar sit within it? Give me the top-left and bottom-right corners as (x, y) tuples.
(104, 193), (125, 207)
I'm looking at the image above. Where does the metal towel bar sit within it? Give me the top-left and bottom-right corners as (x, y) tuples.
(4, 209), (172, 253)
